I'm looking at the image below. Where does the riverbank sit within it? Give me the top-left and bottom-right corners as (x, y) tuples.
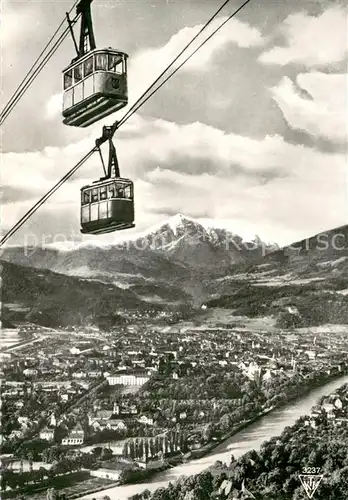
(173, 369), (348, 464)
(75, 373), (348, 500)
(11, 371), (346, 500)
(63, 371), (346, 500)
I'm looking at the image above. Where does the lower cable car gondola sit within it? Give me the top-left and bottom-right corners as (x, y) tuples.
(63, 0), (128, 128)
(81, 177), (134, 234)
(80, 126), (135, 235)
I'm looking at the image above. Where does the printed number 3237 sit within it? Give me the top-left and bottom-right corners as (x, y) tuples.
(302, 467), (321, 474)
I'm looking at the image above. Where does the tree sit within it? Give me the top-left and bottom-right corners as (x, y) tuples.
(219, 414), (230, 433)
(91, 446), (103, 458)
(28, 452), (34, 472)
(101, 447), (113, 461)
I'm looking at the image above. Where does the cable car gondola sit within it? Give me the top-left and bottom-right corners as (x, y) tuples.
(62, 0), (128, 128)
(80, 126), (135, 234)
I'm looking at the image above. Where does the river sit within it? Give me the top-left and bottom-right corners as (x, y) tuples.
(80, 374), (348, 500)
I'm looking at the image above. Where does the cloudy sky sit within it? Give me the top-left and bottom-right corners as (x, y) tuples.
(2, 0), (347, 247)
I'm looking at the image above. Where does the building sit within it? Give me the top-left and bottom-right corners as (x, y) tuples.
(89, 410), (114, 425)
(23, 368), (38, 377)
(107, 372), (150, 386)
(107, 419), (127, 431)
(113, 402), (138, 416)
(62, 423), (85, 446)
(0, 353), (12, 361)
(39, 427), (55, 442)
(90, 468), (121, 481)
(138, 415), (154, 426)
(136, 457), (165, 470)
(333, 397), (343, 410)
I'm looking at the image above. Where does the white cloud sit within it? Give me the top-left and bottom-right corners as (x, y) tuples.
(46, 93), (63, 120)
(2, 115), (346, 246)
(1, 3), (44, 74)
(271, 72), (347, 143)
(128, 16), (264, 106)
(1, 6), (38, 47)
(133, 15), (264, 77)
(259, 7), (348, 67)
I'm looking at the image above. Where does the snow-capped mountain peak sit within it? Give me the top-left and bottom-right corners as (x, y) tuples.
(130, 213), (270, 270)
(137, 214), (207, 248)
(138, 213), (201, 239)
(165, 213), (198, 236)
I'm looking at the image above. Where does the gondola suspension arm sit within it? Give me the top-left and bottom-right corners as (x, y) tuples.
(95, 124), (121, 179)
(76, 0), (96, 57)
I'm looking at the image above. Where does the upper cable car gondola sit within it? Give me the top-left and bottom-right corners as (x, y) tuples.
(80, 125), (135, 235)
(62, 0), (128, 128)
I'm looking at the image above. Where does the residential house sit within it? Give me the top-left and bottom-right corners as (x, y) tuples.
(40, 427), (55, 442)
(113, 402), (138, 416)
(89, 410), (113, 426)
(106, 419), (127, 431)
(72, 371), (86, 379)
(91, 420), (107, 432)
(333, 397), (343, 410)
(23, 368), (38, 377)
(87, 371), (102, 379)
(62, 423), (85, 445)
(18, 416), (30, 428)
(90, 468), (121, 481)
(138, 415), (154, 426)
(218, 479), (233, 496)
(9, 430), (23, 439)
(304, 416), (319, 430)
(334, 417), (348, 426)
(322, 403), (336, 418)
(90, 460), (133, 480)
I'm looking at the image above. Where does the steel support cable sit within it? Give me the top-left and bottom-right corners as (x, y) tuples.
(0, 25), (73, 125)
(0, 0), (252, 247)
(117, 0), (251, 128)
(0, 148), (96, 247)
(0, 1), (79, 125)
(116, 0), (233, 129)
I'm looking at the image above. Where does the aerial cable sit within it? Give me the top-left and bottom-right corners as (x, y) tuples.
(0, 148), (96, 247)
(0, 0), (251, 247)
(117, 0), (234, 128)
(118, 0), (252, 128)
(0, 1), (79, 126)
(0, 27), (72, 125)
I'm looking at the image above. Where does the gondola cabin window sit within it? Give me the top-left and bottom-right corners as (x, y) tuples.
(82, 190), (90, 205)
(74, 65), (83, 82)
(108, 184), (116, 198)
(95, 53), (108, 71)
(108, 54), (124, 75)
(100, 185), (107, 200)
(84, 56), (93, 77)
(124, 185), (132, 199)
(91, 188), (98, 202)
(64, 70), (73, 89)
(116, 185), (125, 198)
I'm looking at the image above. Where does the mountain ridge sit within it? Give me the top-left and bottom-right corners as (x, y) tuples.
(0, 214), (273, 273)
(1, 218), (348, 329)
